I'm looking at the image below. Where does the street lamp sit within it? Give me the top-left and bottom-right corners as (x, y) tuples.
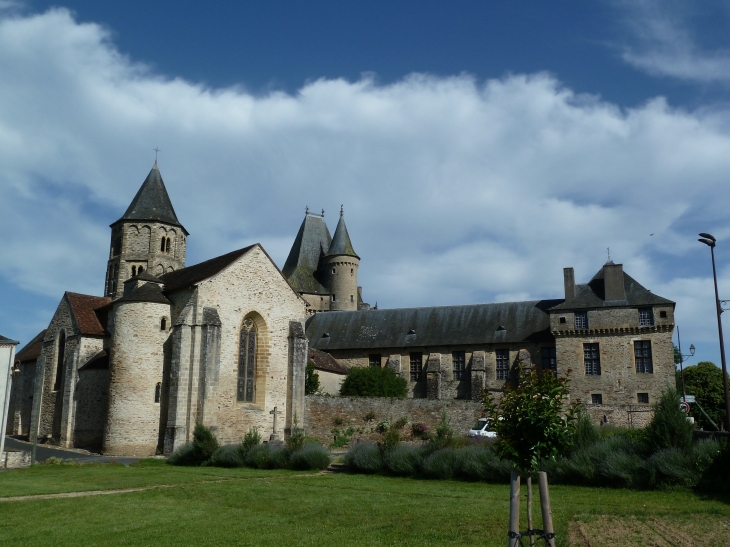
(698, 232), (730, 429)
(675, 325), (694, 403)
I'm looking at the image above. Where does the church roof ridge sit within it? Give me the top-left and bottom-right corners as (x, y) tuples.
(112, 164), (188, 234)
(325, 210), (358, 259)
(282, 212), (332, 294)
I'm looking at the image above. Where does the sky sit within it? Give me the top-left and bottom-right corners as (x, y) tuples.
(1, 0), (730, 368)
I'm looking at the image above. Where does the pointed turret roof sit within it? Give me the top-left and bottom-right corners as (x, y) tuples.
(112, 163), (187, 234)
(282, 213), (332, 294)
(326, 210), (359, 259)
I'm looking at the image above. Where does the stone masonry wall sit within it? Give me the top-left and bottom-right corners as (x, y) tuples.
(7, 359), (36, 437)
(74, 368), (109, 450)
(304, 395), (484, 445)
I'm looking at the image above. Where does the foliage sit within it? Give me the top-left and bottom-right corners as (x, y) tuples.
(696, 439), (730, 494)
(573, 411), (600, 451)
(190, 422), (220, 466)
(679, 361), (727, 429)
(343, 441), (383, 473)
(379, 426), (401, 454)
(393, 416), (409, 429)
(167, 442), (198, 466)
(305, 361), (321, 395)
(287, 414), (306, 454)
(339, 366), (408, 398)
(422, 448), (458, 479)
(210, 444), (246, 468)
(329, 427), (355, 448)
(429, 411), (455, 451)
(384, 443), (425, 475)
(289, 443), (331, 470)
(483, 365), (579, 473)
(646, 387), (694, 452)
(244, 444), (288, 469)
(242, 427), (262, 456)
(364, 411), (376, 422)
(411, 422), (429, 439)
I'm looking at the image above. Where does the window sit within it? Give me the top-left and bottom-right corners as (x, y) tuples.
(452, 351), (466, 380)
(350, 268), (354, 275)
(138, 266), (143, 274)
(237, 318), (257, 403)
(591, 393), (603, 405)
(332, 268), (336, 274)
(369, 354), (381, 368)
(350, 295), (354, 302)
(637, 393), (649, 404)
(559, 317), (566, 324)
(541, 347), (556, 370)
(131, 266), (137, 277)
(166, 237), (171, 253)
(575, 312), (588, 329)
(332, 294), (336, 302)
(496, 349), (510, 380)
(160, 236), (165, 252)
(160, 317), (167, 331)
(154, 382), (161, 403)
(634, 341), (653, 373)
(410, 353), (423, 382)
(53, 331), (66, 391)
(584, 343), (601, 375)
(659, 310), (667, 318)
(639, 308), (654, 326)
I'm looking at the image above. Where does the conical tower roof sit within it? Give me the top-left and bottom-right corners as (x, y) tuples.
(282, 213), (332, 294)
(112, 163), (187, 234)
(326, 210), (359, 259)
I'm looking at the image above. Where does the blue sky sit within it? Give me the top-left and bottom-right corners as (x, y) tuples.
(2, 0), (730, 368)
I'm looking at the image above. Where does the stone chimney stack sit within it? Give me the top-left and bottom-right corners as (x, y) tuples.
(563, 267), (576, 302)
(604, 263), (626, 301)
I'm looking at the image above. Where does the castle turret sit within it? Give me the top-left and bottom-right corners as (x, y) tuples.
(319, 208), (360, 311)
(105, 163), (188, 298)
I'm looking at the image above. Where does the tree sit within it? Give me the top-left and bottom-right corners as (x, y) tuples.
(646, 387), (693, 451)
(305, 362), (320, 395)
(679, 361), (727, 429)
(340, 366), (407, 398)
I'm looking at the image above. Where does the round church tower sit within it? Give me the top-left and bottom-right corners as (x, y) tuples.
(319, 208), (360, 311)
(103, 280), (171, 456)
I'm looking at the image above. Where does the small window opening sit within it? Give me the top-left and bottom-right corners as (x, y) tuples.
(332, 294), (336, 302)
(332, 268), (336, 274)
(160, 237), (165, 252)
(138, 266), (143, 274)
(350, 268), (353, 275)
(350, 295), (354, 302)
(559, 316), (566, 324)
(637, 393), (649, 404)
(591, 393), (603, 405)
(166, 238), (171, 253)
(369, 354), (382, 368)
(155, 382), (161, 403)
(131, 266), (137, 276)
(659, 310), (667, 318)
(160, 317), (167, 330)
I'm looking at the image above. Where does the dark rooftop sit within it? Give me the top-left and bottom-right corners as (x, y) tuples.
(160, 245), (255, 292)
(0, 334), (18, 344)
(127, 270), (163, 284)
(308, 347), (349, 374)
(66, 293), (111, 336)
(15, 330), (46, 362)
(112, 164), (187, 234)
(282, 214), (332, 294)
(306, 300), (561, 350)
(116, 282), (172, 305)
(326, 213), (358, 259)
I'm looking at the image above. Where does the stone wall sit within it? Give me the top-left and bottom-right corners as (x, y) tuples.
(304, 395), (484, 444)
(74, 368), (109, 451)
(7, 359), (37, 437)
(583, 404), (654, 429)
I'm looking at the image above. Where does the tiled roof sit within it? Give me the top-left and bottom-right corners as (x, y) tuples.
(160, 246), (255, 292)
(15, 330), (46, 362)
(308, 347), (349, 374)
(307, 300), (561, 350)
(282, 214), (331, 294)
(65, 293), (111, 336)
(112, 164), (187, 234)
(326, 214), (358, 259)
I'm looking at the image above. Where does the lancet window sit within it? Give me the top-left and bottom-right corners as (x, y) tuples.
(237, 318), (257, 403)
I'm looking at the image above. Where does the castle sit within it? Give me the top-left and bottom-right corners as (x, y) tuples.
(6, 163), (676, 455)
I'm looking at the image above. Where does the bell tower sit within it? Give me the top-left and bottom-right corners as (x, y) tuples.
(105, 163), (188, 298)
(318, 207), (360, 311)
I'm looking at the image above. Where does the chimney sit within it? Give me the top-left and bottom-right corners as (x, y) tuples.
(604, 263), (626, 301)
(563, 267), (575, 302)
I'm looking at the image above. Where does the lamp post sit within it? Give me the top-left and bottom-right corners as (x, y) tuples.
(698, 232), (730, 428)
(675, 325), (694, 403)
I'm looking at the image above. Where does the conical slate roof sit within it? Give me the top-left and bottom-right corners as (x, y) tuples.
(112, 164), (187, 233)
(326, 213), (359, 259)
(282, 214), (332, 294)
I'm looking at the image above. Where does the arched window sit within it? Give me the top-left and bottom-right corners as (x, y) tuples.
(131, 266), (137, 277)
(160, 236), (166, 252)
(138, 266), (144, 274)
(160, 317), (167, 330)
(53, 331), (66, 391)
(237, 318), (257, 403)
(154, 382), (161, 403)
(166, 238), (171, 253)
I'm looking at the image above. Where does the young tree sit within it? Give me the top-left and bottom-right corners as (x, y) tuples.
(679, 361), (727, 428)
(305, 362), (320, 395)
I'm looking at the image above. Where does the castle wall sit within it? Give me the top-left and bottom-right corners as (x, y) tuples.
(74, 368), (109, 450)
(104, 300), (171, 455)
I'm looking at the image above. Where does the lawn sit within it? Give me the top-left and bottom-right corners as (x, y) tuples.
(0, 462), (728, 546)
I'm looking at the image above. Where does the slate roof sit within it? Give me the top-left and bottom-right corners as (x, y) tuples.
(65, 293), (111, 336)
(282, 214), (332, 294)
(160, 246), (255, 292)
(0, 334), (18, 344)
(306, 300), (561, 350)
(116, 282), (172, 305)
(308, 348), (349, 374)
(15, 330), (46, 362)
(551, 265), (674, 311)
(326, 214), (359, 259)
(131, 271), (163, 283)
(112, 164), (187, 234)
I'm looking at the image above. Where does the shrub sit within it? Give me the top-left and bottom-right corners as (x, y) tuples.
(339, 367), (408, 398)
(647, 448), (697, 488)
(364, 411), (376, 422)
(454, 445), (513, 482)
(305, 362), (320, 395)
(573, 411), (600, 450)
(379, 427), (401, 454)
(411, 422), (429, 439)
(646, 387), (693, 452)
(290, 443), (331, 470)
(422, 448), (458, 479)
(696, 439), (730, 494)
(287, 427), (306, 454)
(269, 446), (290, 469)
(210, 444), (246, 468)
(192, 422), (220, 465)
(168, 442), (198, 466)
(344, 441), (384, 473)
(242, 427), (262, 456)
(245, 444), (288, 469)
(393, 417), (409, 429)
(330, 427), (355, 448)
(429, 412), (454, 451)
(385, 443), (425, 476)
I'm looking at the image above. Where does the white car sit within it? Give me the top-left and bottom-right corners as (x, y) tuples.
(468, 418), (496, 438)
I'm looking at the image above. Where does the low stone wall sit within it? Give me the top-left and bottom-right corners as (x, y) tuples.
(304, 395), (484, 444)
(2, 450), (31, 469)
(584, 404), (654, 429)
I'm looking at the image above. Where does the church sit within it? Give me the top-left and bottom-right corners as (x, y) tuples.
(7, 162), (677, 454)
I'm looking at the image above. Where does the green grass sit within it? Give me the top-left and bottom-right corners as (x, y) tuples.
(0, 464), (728, 546)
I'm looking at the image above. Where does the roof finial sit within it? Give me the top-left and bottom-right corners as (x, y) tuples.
(305, 206), (309, 215)
(321, 208), (325, 217)
(153, 147), (160, 167)
(606, 247), (614, 265)
(340, 204), (344, 217)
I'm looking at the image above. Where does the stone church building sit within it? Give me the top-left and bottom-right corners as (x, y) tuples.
(7, 162), (677, 453)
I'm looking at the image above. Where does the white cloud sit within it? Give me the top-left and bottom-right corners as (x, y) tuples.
(616, 0), (730, 83)
(2, 8), (730, 364)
